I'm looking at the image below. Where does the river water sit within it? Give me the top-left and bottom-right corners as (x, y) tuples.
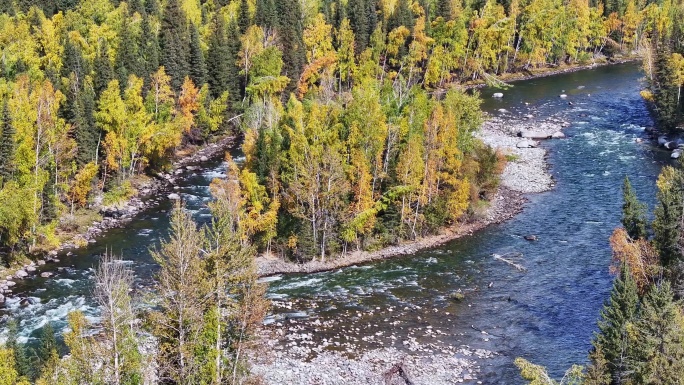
(1, 62), (671, 383)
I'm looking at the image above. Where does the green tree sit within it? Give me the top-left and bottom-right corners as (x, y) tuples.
(6, 321), (31, 380)
(653, 166), (684, 267)
(276, 0), (305, 88)
(159, 0), (189, 90)
(207, 13), (230, 98)
(631, 281), (684, 384)
(593, 265), (639, 385)
(188, 24), (207, 88)
(621, 176), (648, 240)
(94, 41), (114, 97)
(0, 101), (16, 185)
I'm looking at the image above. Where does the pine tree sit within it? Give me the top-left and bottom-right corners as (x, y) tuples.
(621, 176), (648, 240)
(93, 41), (114, 97)
(387, 0), (414, 32)
(436, 0), (453, 19)
(6, 320), (31, 380)
(0, 101), (15, 185)
(237, 0), (250, 33)
(140, 14), (160, 80)
(653, 166), (684, 267)
(226, 21), (243, 105)
(593, 265), (639, 385)
(631, 281), (684, 384)
(145, 0), (160, 17)
(115, 15), (141, 92)
(60, 38), (88, 82)
(255, 0), (276, 30)
(36, 323), (58, 375)
(348, 0), (369, 52)
(276, 0), (305, 87)
(150, 203), (210, 383)
(188, 24), (207, 87)
(160, 0), (189, 90)
(207, 14), (230, 99)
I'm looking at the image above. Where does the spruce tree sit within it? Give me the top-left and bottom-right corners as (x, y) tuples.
(593, 265), (639, 385)
(6, 320), (31, 380)
(653, 166), (684, 267)
(160, 0), (189, 90)
(73, 77), (98, 166)
(93, 41), (114, 97)
(115, 15), (141, 91)
(276, 0), (305, 88)
(188, 24), (207, 87)
(0, 101), (16, 185)
(621, 176), (648, 240)
(141, 14), (160, 80)
(237, 0), (250, 33)
(207, 13), (230, 99)
(348, 0), (369, 52)
(255, 0), (276, 29)
(226, 20), (243, 105)
(436, 0), (452, 20)
(36, 323), (58, 375)
(631, 281), (684, 384)
(60, 38), (88, 82)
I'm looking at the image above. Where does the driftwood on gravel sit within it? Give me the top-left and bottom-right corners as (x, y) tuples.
(493, 252), (526, 271)
(384, 359), (415, 385)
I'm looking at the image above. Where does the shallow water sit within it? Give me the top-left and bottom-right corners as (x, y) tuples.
(1, 62), (670, 383)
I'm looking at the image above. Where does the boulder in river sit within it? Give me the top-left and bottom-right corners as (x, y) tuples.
(524, 235), (538, 241)
(19, 298), (35, 307)
(665, 141), (679, 150)
(516, 140), (537, 149)
(40, 272), (53, 278)
(26, 266), (36, 272)
(168, 193), (181, 200)
(672, 149), (682, 159)
(15, 270), (28, 279)
(559, 94), (568, 98)
(658, 136), (669, 146)
(520, 131), (552, 140)
(200, 156), (209, 162)
(492, 92), (504, 98)
(0, 294), (4, 305)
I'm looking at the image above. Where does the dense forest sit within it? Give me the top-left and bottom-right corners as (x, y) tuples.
(641, 0), (684, 131)
(0, 0), (673, 264)
(515, 169), (684, 383)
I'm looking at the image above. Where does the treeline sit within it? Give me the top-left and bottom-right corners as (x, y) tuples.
(516, 168), (684, 384)
(0, 0), (665, 261)
(0, 178), (267, 385)
(641, 0), (684, 131)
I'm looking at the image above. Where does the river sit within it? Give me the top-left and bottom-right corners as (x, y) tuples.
(0, 62), (671, 383)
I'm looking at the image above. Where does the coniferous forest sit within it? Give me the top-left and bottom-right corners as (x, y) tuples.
(0, 0), (683, 384)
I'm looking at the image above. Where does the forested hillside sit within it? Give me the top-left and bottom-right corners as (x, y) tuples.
(641, 0), (684, 131)
(0, 0), (668, 263)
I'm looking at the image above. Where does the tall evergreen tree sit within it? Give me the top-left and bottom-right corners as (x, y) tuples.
(37, 323), (58, 374)
(188, 24), (207, 87)
(93, 40), (114, 97)
(621, 176), (648, 240)
(276, 0), (305, 88)
(436, 0), (453, 20)
(631, 281), (684, 384)
(593, 264), (639, 385)
(60, 37), (88, 82)
(115, 15), (141, 91)
(237, 0), (250, 33)
(255, 0), (276, 30)
(207, 13), (230, 99)
(0, 101), (16, 185)
(159, 0), (189, 90)
(226, 20), (243, 105)
(73, 77), (99, 166)
(140, 14), (160, 80)
(348, 0), (369, 52)
(387, 0), (414, 32)
(6, 320), (31, 380)
(653, 166), (684, 267)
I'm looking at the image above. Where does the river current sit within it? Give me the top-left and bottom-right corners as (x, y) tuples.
(0, 62), (671, 383)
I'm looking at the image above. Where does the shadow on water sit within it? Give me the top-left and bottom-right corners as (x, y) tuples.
(0, 62), (673, 383)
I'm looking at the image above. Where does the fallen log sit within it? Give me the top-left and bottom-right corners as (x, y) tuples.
(493, 254), (527, 271)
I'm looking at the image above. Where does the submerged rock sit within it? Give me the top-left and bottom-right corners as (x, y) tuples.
(524, 235), (538, 241)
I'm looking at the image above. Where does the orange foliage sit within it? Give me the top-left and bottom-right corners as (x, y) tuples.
(609, 227), (661, 294)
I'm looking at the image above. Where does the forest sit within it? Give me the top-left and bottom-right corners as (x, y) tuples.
(0, 0), (674, 264)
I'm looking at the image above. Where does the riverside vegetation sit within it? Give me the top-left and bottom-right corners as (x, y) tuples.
(0, 0), (681, 383)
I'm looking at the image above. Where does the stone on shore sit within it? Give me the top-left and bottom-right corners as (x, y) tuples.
(26, 265), (36, 272)
(520, 131), (552, 140)
(15, 270), (28, 279)
(168, 193), (181, 200)
(551, 131), (566, 139)
(516, 140), (537, 148)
